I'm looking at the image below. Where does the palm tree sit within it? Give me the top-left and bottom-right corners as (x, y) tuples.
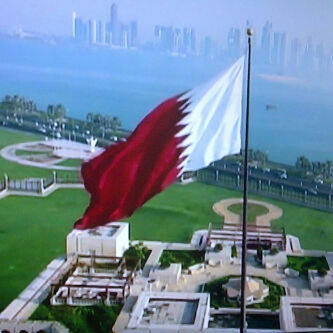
(110, 116), (121, 135)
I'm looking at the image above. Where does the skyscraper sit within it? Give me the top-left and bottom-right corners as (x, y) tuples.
(72, 12), (76, 38)
(182, 27), (196, 55)
(227, 27), (241, 58)
(88, 19), (97, 44)
(110, 3), (118, 45)
(302, 37), (315, 72)
(73, 12), (88, 42)
(105, 22), (112, 45)
(173, 28), (182, 54)
(271, 32), (287, 67)
(261, 21), (272, 64)
(96, 20), (105, 44)
(290, 38), (301, 69)
(129, 21), (138, 48)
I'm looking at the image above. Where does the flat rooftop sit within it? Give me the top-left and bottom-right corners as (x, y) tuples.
(127, 292), (210, 332)
(281, 296), (333, 332)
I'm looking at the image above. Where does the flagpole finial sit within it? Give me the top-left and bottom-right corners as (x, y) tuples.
(247, 28), (254, 36)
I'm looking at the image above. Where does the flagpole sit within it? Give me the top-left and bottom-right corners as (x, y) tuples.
(240, 28), (253, 333)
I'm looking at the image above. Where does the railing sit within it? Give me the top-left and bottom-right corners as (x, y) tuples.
(7, 178), (41, 193)
(198, 167), (333, 213)
(0, 172), (83, 195)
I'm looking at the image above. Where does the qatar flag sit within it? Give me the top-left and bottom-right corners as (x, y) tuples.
(75, 56), (244, 229)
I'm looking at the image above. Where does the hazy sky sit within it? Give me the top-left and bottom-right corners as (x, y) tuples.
(1, 0), (333, 47)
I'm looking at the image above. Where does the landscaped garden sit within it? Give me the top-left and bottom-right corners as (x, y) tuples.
(203, 276), (285, 311)
(30, 301), (122, 333)
(0, 128), (79, 179)
(228, 203), (269, 223)
(1, 127), (333, 314)
(287, 256), (329, 277)
(123, 242), (151, 269)
(159, 250), (205, 269)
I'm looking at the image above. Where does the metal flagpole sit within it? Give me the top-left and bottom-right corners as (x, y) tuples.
(240, 28), (253, 333)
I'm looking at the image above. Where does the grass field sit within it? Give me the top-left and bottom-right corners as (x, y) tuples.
(1, 182), (333, 311)
(31, 301), (122, 333)
(0, 189), (89, 311)
(0, 128), (79, 179)
(56, 158), (83, 167)
(1, 127), (333, 314)
(228, 203), (269, 223)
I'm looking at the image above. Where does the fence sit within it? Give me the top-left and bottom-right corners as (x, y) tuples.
(0, 172), (82, 195)
(7, 178), (41, 193)
(197, 167), (333, 213)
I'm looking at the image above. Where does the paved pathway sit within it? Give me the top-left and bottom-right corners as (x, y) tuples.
(213, 197), (283, 227)
(142, 246), (164, 278)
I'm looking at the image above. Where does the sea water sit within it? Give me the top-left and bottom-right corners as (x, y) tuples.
(0, 37), (332, 164)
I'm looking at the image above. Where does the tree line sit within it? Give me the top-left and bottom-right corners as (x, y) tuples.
(0, 94), (124, 142)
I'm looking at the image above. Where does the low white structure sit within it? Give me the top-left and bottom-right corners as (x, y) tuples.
(125, 292), (210, 332)
(225, 277), (269, 305)
(66, 222), (129, 258)
(263, 251), (287, 269)
(280, 296), (333, 332)
(47, 139), (103, 160)
(309, 269), (333, 291)
(284, 267), (300, 278)
(149, 263), (182, 284)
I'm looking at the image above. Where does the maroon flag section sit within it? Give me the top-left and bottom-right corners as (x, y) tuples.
(74, 95), (190, 229)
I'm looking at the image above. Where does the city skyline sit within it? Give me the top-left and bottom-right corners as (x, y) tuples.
(67, 3), (332, 78)
(1, 0), (333, 49)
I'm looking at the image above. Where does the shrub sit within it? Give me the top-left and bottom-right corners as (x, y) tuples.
(270, 247), (279, 255)
(231, 244), (237, 258)
(318, 266), (327, 277)
(214, 243), (223, 252)
(257, 245), (263, 263)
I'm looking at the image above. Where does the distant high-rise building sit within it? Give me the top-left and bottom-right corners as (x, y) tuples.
(182, 27), (196, 55)
(154, 25), (174, 52)
(73, 12), (88, 42)
(120, 24), (129, 48)
(105, 22), (112, 45)
(129, 21), (138, 47)
(289, 38), (301, 69)
(227, 27), (241, 58)
(190, 28), (196, 54)
(261, 21), (272, 64)
(302, 37), (315, 72)
(110, 3), (118, 45)
(88, 19), (97, 44)
(173, 28), (182, 54)
(271, 32), (287, 67)
(72, 12), (76, 38)
(96, 20), (105, 44)
(315, 43), (325, 74)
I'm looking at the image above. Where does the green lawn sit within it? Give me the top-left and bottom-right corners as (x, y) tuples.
(1, 181), (333, 312)
(56, 158), (83, 167)
(0, 128), (78, 179)
(287, 256), (329, 277)
(31, 301), (122, 333)
(15, 149), (51, 156)
(159, 250), (205, 269)
(228, 203), (269, 223)
(0, 189), (89, 311)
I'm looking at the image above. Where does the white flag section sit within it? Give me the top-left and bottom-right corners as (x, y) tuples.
(177, 56), (245, 174)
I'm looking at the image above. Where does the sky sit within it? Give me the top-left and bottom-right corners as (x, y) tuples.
(1, 0), (333, 48)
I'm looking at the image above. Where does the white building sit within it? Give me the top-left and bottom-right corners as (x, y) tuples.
(66, 222), (129, 258)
